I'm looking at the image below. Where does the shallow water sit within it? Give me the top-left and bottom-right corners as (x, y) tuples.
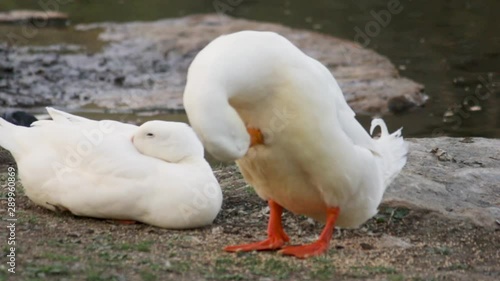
(1, 0), (499, 138)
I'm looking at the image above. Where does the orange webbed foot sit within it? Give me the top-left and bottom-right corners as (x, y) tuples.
(224, 200), (289, 252)
(279, 207), (340, 259)
(247, 127), (264, 147)
(224, 235), (289, 252)
(278, 241), (329, 258)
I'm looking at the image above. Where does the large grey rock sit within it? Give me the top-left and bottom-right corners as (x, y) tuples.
(387, 137), (500, 228)
(0, 14), (426, 114)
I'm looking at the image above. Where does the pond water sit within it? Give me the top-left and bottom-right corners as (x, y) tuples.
(1, 0), (499, 138)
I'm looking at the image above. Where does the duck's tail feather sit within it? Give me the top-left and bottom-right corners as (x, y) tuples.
(370, 118), (408, 188)
(46, 107), (91, 124)
(0, 118), (22, 155)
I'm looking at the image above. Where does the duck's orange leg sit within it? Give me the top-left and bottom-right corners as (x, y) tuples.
(225, 200), (289, 252)
(247, 127), (264, 147)
(279, 207), (340, 259)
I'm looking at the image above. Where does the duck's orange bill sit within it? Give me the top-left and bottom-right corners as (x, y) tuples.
(247, 127), (264, 147)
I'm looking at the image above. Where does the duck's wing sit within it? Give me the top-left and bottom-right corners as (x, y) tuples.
(337, 106), (380, 156)
(46, 107), (94, 124)
(44, 107), (138, 133)
(321, 65), (380, 156)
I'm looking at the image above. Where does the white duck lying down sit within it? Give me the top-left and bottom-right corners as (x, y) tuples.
(184, 31), (408, 258)
(0, 108), (222, 229)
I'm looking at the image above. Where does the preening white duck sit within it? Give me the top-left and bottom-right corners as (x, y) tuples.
(0, 108), (222, 229)
(183, 31), (408, 258)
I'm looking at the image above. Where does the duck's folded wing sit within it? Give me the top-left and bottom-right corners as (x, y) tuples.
(336, 100), (380, 156)
(46, 107), (95, 124)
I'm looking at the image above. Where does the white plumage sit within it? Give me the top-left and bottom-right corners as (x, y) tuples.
(0, 108), (222, 229)
(183, 31), (407, 257)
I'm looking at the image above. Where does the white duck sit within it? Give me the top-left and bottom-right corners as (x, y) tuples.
(0, 108), (222, 229)
(183, 31), (408, 258)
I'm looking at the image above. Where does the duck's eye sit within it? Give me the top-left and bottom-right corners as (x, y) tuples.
(146, 133), (154, 137)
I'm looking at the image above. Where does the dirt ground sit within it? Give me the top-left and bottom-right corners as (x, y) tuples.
(1, 164), (499, 281)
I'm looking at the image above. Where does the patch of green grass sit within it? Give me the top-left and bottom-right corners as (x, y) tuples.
(388, 274), (406, 281)
(86, 271), (107, 281)
(206, 273), (246, 281)
(374, 207), (410, 223)
(350, 265), (398, 277)
(309, 256), (335, 280)
(112, 240), (153, 252)
(211, 254), (295, 280)
(113, 242), (132, 251)
(393, 208), (410, 219)
(140, 270), (157, 281)
(167, 261), (191, 274)
(26, 264), (70, 278)
(255, 258), (294, 280)
(45, 239), (75, 249)
(432, 246), (452, 255)
(86, 271), (120, 281)
(98, 251), (128, 262)
(244, 185), (256, 195)
(214, 257), (235, 273)
(205, 257), (248, 280)
(42, 252), (79, 262)
(411, 277), (437, 281)
(364, 266), (398, 274)
(136, 241), (154, 252)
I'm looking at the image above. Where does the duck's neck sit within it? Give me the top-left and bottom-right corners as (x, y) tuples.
(184, 87), (250, 162)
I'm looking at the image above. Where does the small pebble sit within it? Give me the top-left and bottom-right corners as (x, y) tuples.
(360, 243), (374, 250)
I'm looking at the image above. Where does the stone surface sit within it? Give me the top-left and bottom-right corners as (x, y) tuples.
(387, 137), (500, 228)
(0, 14), (426, 114)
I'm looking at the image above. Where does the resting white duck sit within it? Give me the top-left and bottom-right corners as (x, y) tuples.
(0, 108), (222, 229)
(183, 31), (408, 258)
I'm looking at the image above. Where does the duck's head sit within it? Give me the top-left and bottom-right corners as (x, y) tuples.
(183, 31), (296, 162)
(132, 121), (204, 163)
(183, 94), (251, 162)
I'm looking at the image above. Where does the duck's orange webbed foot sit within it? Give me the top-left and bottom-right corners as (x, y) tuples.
(224, 234), (288, 252)
(247, 127), (264, 147)
(278, 240), (329, 258)
(279, 207), (340, 259)
(225, 200), (289, 252)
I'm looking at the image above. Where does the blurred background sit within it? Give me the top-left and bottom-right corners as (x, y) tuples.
(0, 0), (499, 138)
